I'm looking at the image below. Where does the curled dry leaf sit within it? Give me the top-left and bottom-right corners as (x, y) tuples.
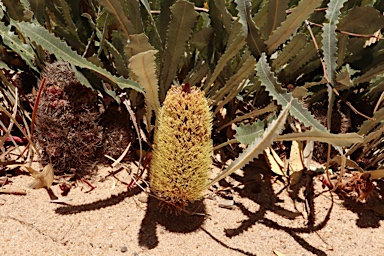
(289, 141), (305, 186)
(273, 250), (286, 256)
(341, 172), (375, 202)
(29, 163), (54, 189)
(264, 147), (287, 176)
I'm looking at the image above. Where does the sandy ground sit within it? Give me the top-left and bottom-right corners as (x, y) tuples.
(1, 160), (384, 256)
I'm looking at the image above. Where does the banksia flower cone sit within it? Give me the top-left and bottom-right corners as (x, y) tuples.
(150, 84), (213, 208)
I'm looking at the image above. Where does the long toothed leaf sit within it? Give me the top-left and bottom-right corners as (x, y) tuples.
(264, 0), (289, 37)
(2, 0), (29, 21)
(272, 33), (307, 69)
(206, 22), (246, 90)
(0, 21), (37, 71)
(129, 50), (160, 131)
(276, 130), (363, 147)
(322, 0), (348, 85)
(265, 0), (322, 53)
(235, 0), (250, 37)
(96, 0), (134, 37)
(322, 0), (348, 131)
(159, 0), (198, 101)
(28, 0), (45, 24)
(256, 53), (327, 132)
(235, 120), (266, 145)
(17, 22), (142, 93)
(208, 102), (291, 187)
(212, 52), (256, 103)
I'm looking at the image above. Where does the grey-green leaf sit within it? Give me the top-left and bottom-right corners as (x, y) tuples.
(272, 33), (307, 69)
(28, 0), (45, 24)
(159, 0), (198, 101)
(0, 21), (37, 71)
(256, 53), (327, 132)
(322, 23), (337, 84)
(235, 120), (265, 145)
(235, 0), (250, 37)
(206, 27), (246, 90)
(2, 0), (29, 21)
(17, 22), (142, 93)
(276, 130), (363, 147)
(264, 0), (289, 38)
(96, 0), (134, 37)
(208, 102), (291, 187)
(265, 0), (322, 53)
(129, 50), (160, 130)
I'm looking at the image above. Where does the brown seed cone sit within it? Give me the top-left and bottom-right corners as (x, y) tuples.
(35, 62), (102, 174)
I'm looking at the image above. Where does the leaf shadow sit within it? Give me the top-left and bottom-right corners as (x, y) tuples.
(54, 184), (144, 215)
(138, 196), (206, 249)
(218, 157), (331, 256)
(336, 179), (384, 228)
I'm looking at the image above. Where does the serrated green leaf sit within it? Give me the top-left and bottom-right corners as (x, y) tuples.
(235, 120), (265, 144)
(96, 0), (134, 37)
(212, 52), (256, 103)
(0, 21), (37, 71)
(264, 0), (289, 37)
(159, 0), (198, 101)
(57, 0), (84, 51)
(272, 33), (307, 68)
(357, 107), (384, 136)
(253, 0), (268, 31)
(124, 33), (155, 61)
(2, 0), (29, 21)
(124, 0), (143, 34)
(276, 130), (363, 147)
(70, 63), (93, 89)
(325, 0), (347, 25)
(184, 61), (209, 87)
(158, 0), (176, 46)
(139, 0), (162, 49)
(129, 50), (160, 131)
(322, 0), (348, 85)
(322, 23), (337, 84)
(206, 29), (246, 90)
(246, 19), (267, 58)
(28, 0), (45, 24)
(106, 31), (129, 77)
(338, 6), (384, 34)
(265, 0), (322, 53)
(336, 64), (357, 88)
(256, 53), (328, 132)
(281, 35), (320, 81)
(209, 0), (233, 35)
(207, 102), (291, 187)
(17, 22), (142, 93)
(235, 0), (250, 37)
(245, 1), (267, 58)
(353, 64), (384, 85)
(219, 103), (277, 131)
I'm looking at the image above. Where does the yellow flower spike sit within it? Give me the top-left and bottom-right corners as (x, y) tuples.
(150, 83), (213, 208)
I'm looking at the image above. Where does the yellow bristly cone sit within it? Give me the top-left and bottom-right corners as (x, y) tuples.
(150, 84), (213, 207)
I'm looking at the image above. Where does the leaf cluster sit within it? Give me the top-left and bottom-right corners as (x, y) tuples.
(0, 0), (383, 185)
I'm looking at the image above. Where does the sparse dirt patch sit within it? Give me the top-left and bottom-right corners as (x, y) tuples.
(1, 162), (384, 256)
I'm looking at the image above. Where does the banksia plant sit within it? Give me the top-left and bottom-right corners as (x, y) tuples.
(150, 83), (213, 208)
(35, 62), (102, 175)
